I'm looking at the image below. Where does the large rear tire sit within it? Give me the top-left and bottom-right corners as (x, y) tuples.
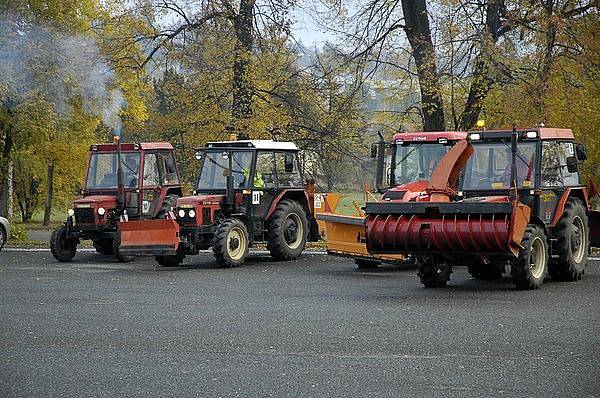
(549, 198), (589, 281)
(93, 238), (114, 255)
(113, 229), (134, 263)
(213, 218), (249, 268)
(416, 256), (452, 288)
(510, 224), (548, 290)
(266, 199), (309, 261)
(50, 226), (77, 262)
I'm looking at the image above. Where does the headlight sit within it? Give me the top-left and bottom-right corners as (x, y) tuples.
(97, 207), (106, 216)
(469, 133), (481, 141)
(189, 209), (196, 218)
(178, 209), (186, 218)
(68, 209), (75, 216)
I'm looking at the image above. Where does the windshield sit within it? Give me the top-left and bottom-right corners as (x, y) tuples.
(393, 143), (449, 185)
(86, 152), (140, 190)
(197, 151), (254, 190)
(462, 142), (537, 190)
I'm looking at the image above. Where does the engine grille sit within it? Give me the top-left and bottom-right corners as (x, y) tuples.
(74, 208), (95, 224)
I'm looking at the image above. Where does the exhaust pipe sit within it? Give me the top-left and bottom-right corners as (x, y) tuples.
(375, 132), (386, 193)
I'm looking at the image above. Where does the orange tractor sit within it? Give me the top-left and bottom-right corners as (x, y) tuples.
(50, 141), (183, 262)
(318, 130), (467, 268)
(364, 127), (600, 289)
(117, 140), (321, 267)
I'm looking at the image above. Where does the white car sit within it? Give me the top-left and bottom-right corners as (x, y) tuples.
(0, 216), (10, 250)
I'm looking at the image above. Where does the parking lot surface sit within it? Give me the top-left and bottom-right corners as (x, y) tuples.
(1, 250), (599, 397)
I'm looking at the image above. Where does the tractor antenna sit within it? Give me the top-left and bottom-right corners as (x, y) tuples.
(510, 124), (518, 202)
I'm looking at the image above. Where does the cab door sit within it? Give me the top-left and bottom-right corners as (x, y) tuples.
(141, 152), (163, 218)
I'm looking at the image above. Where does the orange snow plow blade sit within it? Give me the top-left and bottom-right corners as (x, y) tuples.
(118, 219), (180, 256)
(317, 213), (404, 262)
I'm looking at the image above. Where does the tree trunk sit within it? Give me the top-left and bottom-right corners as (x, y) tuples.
(43, 162), (54, 226)
(401, 0), (445, 131)
(231, 0), (255, 139)
(458, 0), (503, 130)
(0, 126), (14, 217)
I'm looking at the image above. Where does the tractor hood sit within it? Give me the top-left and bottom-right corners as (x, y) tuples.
(72, 195), (118, 209)
(177, 194), (225, 207)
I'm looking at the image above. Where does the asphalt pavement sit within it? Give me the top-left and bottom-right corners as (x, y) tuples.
(0, 250), (598, 397)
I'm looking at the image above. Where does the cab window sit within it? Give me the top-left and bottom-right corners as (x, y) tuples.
(143, 153), (161, 186)
(558, 142), (580, 186)
(255, 152), (277, 188)
(275, 152), (302, 187)
(541, 142), (562, 187)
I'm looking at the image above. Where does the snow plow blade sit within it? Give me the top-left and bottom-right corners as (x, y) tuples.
(317, 213), (404, 262)
(118, 219), (180, 256)
(365, 200), (531, 257)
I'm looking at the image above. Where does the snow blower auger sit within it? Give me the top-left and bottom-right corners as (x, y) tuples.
(365, 126), (599, 290)
(317, 130), (468, 269)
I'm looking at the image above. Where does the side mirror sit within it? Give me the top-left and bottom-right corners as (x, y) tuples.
(566, 156), (578, 173)
(576, 143), (588, 161)
(284, 153), (294, 173)
(370, 143), (378, 158)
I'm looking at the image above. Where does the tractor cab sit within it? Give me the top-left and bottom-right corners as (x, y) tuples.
(372, 131), (467, 200)
(80, 142), (181, 219)
(459, 128), (590, 224)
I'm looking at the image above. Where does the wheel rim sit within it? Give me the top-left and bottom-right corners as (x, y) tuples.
(529, 237), (546, 279)
(571, 216), (586, 264)
(283, 213), (303, 250)
(227, 227), (246, 261)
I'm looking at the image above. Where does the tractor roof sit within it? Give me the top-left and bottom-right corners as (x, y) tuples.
(90, 142), (174, 152)
(393, 131), (467, 143)
(204, 140), (299, 151)
(468, 127), (574, 140)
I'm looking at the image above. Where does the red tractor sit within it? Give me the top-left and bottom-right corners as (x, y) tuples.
(365, 127), (600, 289)
(117, 139), (320, 267)
(318, 131), (467, 269)
(50, 140), (183, 262)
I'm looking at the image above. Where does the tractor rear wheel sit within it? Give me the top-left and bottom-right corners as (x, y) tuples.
(416, 255), (452, 288)
(510, 224), (548, 290)
(549, 198), (589, 281)
(155, 194), (178, 219)
(155, 247), (186, 267)
(213, 218), (249, 268)
(93, 238), (114, 255)
(467, 261), (505, 280)
(355, 258), (381, 269)
(50, 226), (77, 262)
(0, 225), (6, 251)
(113, 228), (134, 263)
(266, 199), (309, 261)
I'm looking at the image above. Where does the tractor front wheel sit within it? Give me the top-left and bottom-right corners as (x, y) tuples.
(267, 199), (309, 261)
(113, 229), (134, 263)
(155, 247), (186, 267)
(213, 218), (249, 268)
(50, 226), (78, 262)
(549, 198), (589, 281)
(93, 239), (114, 255)
(416, 256), (452, 288)
(355, 258), (381, 269)
(467, 260), (505, 280)
(510, 224), (548, 290)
